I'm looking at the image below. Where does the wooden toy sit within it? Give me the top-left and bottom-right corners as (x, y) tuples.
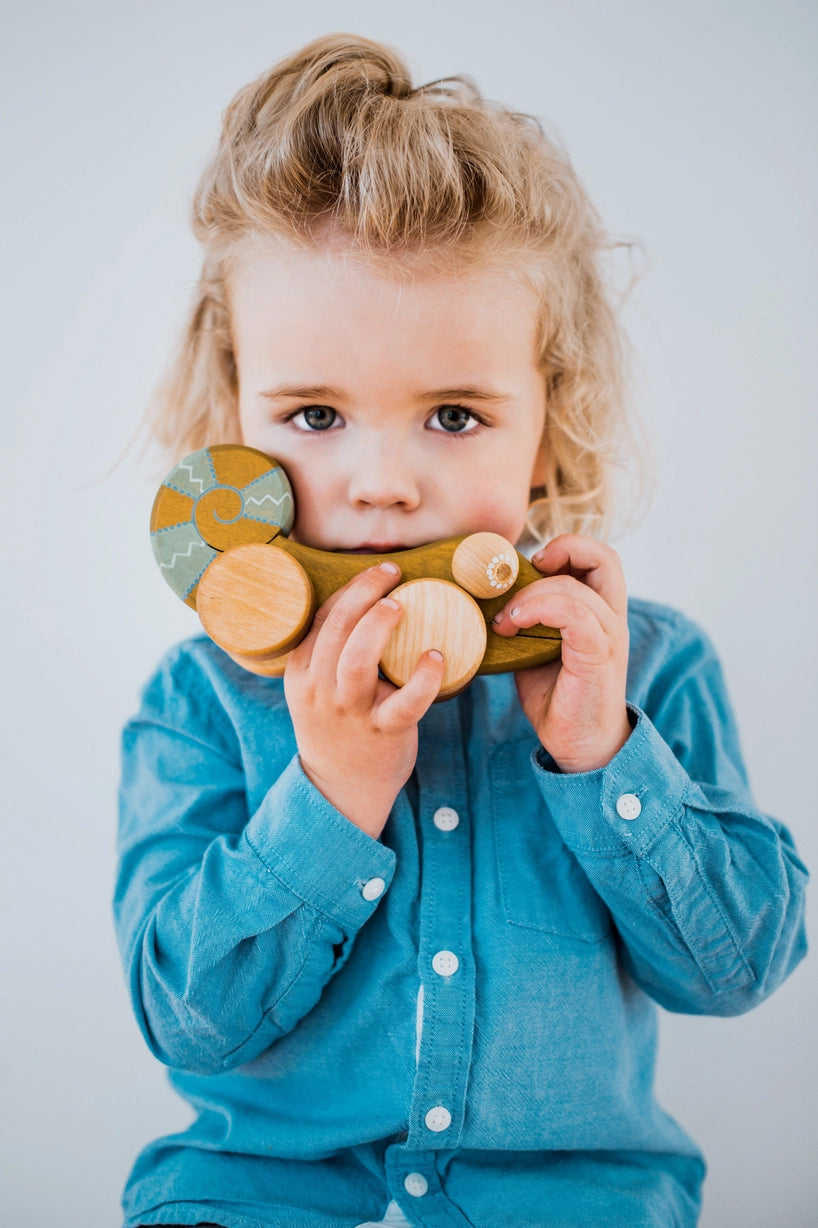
(151, 444), (561, 698)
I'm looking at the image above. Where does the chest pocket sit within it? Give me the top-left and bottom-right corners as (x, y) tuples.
(490, 740), (612, 942)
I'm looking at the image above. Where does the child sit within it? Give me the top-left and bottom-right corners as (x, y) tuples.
(115, 33), (808, 1228)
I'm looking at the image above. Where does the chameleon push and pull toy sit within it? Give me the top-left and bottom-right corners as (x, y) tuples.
(150, 445), (561, 699)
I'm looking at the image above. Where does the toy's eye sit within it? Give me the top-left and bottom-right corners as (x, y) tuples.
(292, 406), (338, 431)
(429, 405), (479, 433)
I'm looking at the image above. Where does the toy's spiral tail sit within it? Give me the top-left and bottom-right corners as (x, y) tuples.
(150, 445), (294, 607)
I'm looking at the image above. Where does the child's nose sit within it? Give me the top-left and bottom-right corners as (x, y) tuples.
(347, 436), (421, 511)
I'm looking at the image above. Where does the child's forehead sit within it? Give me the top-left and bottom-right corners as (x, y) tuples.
(226, 233), (544, 385)
(228, 238), (542, 366)
(228, 229), (538, 303)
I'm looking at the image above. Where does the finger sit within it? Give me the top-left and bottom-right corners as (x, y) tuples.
(501, 590), (621, 669)
(288, 561), (401, 676)
(376, 649), (447, 730)
(530, 535), (628, 618)
(492, 573), (620, 640)
(335, 595), (407, 707)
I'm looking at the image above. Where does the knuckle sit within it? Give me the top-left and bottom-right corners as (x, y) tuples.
(342, 654), (371, 681)
(311, 603), (333, 630)
(322, 605), (351, 636)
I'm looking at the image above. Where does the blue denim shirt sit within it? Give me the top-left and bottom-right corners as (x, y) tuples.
(115, 598), (808, 1228)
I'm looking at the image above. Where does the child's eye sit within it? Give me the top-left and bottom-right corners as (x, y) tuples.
(428, 405), (481, 434)
(290, 406), (339, 431)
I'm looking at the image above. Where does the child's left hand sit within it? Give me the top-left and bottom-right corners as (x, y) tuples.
(491, 535), (632, 773)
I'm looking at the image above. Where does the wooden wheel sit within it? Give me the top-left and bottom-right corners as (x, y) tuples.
(196, 543), (315, 669)
(379, 578), (487, 699)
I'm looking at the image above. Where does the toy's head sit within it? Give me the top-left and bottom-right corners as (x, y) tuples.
(150, 445), (294, 608)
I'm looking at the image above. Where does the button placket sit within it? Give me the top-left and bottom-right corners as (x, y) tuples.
(406, 705), (475, 1150)
(384, 1145), (443, 1218)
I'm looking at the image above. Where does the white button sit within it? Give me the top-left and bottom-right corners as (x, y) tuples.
(433, 806), (460, 831)
(616, 793), (642, 821)
(432, 950), (459, 977)
(361, 876), (386, 901)
(424, 1105), (452, 1132)
(404, 1172), (429, 1197)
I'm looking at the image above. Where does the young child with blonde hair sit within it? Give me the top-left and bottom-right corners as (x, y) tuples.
(115, 34), (808, 1228)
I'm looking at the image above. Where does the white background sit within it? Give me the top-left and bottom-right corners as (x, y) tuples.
(2, 2), (816, 1225)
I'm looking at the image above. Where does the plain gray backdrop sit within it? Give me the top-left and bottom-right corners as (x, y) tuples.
(2, 2), (816, 1225)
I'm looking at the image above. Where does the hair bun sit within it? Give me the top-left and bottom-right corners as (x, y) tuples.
(291, 34), (413, 100)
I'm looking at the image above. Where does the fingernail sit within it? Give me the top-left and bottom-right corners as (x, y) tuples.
(428, 649), (444, 661)
(491, 612), (504, 625)
(378, 561), (400, 576)
(509, 607), (521, 619)
(531, 549), (544, 563)
(380, 597), (400, 610)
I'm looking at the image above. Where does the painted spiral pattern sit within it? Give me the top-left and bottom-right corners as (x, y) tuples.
(150, 445), (295, 607)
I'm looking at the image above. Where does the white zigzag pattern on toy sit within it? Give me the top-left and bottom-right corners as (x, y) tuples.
(244, 493), (291, 508)
(158, 539), (208, 570)
(177, 462), (207, 492)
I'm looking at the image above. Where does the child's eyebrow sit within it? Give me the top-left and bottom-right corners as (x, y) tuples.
(260, 384), (344, 401)
(421, 385), (509, 404)
(259, 383), (510, 404)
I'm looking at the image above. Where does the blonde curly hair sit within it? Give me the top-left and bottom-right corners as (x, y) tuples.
(152, 33), (636, 542)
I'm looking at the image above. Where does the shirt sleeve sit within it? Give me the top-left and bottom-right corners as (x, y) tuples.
(530, 611), (809, 1016)
(114, 645), (395, 1075)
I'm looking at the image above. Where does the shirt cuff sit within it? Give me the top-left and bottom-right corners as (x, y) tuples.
(243, 755), (397, 931)
(531, 705), (692, 856)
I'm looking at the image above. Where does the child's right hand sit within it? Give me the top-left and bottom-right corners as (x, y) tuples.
(283, 562), (445, 839)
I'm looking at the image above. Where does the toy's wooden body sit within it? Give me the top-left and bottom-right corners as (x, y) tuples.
(151, 445), (561, 698)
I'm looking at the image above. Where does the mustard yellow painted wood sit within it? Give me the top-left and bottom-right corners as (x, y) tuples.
(451, 532), (519, 598)
(188, 532), (561, 682)
(379, 579), (487, 698)
(196, 543), (315, 661)
(273, 535), (561, 675)
(193, 532), (560, 679)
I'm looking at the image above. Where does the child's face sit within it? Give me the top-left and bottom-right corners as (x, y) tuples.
(232, 241), (547, 552)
